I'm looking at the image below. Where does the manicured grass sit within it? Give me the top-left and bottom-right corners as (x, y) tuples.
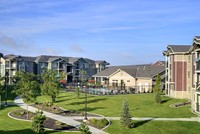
(0, 106), (78, 134)
(36, 92), (196, 117)
(0, 87), (78, 134)
(105, 120), (200, 134)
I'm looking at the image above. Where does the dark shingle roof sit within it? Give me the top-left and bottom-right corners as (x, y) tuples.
(83, 58), (95, 64)
(35, 55), (57, 62)
(93, 66), (119, 77)
(168, 45), (191, 52)
(93, 64), (165, 78)
(22, 56), (37, 62)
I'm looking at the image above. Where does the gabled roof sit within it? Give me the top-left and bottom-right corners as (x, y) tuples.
(93, 66), (119, 77)
(95, 60), (110, 65)
(83, 58), (95, 64)
(194, 36), (200, 44)
(22, 56), (37, 62)
(35, 55), (57, 62)
(122, 68), (137, 77)
(4, 54), (24, 61)
(168, 45), (191, 53)
(93, 63), (165, 79)
(68, 57), (80, 63)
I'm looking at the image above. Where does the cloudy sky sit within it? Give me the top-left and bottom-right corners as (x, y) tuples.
(0, 0), (200, 65)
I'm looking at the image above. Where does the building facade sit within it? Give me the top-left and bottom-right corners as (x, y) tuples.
(163, 45), (192, 99)
(0, 54), (109, 84)
(163, 36), (200, 114)
(93, 62), (165, 93)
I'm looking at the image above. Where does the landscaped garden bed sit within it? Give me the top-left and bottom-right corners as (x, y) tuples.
(32, 103), (101, 117)
(170, 101), (191, 108)
(9, 109), (78, 131)
(76, 118), (110, 130)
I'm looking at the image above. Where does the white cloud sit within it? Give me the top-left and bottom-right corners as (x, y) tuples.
(69, 44), (84, 53)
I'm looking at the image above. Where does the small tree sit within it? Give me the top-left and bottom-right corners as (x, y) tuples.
(13, 72), (40, 119)
(120, 98), (132, 128)
(153, 74), (162, 104)
(32, 110), (46, 134)
(78, 123), (91, 134)
(41, 70), (65, 105)
(153, 74), (161, 93)
(155, 92), (162, 104)
(75, 87), (80, 99)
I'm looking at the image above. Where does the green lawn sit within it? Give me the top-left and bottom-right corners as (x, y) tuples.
(0, 87), (78, 134)
(37, 92), (196, 118)
(105, 120), (200, 134)
(0, 106), (78, 134)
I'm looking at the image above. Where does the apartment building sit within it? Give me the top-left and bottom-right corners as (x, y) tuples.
(163, 36), (200, 114)
(0, 54), (36, 84)
(189, 36), (200, 113)
(93, 62), (165, 93)
(0, 54), (109, 84)
(163, 45), (192, 99)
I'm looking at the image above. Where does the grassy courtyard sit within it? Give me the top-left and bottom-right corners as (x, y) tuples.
(105, 120), (200, 134)
(0, 89), (199, 134)
(37, 92), (196, 118)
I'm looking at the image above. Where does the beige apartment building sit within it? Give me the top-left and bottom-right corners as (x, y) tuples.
(163, 36), (200, 114)
(93, 62), (165, 93)
(163, 45), (192, 99)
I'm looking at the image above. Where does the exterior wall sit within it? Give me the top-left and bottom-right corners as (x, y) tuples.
(165, 53), (192, 99)
(0, 58), (5, 76)
(136, 78), (152, 93)
(108, 70), (136, 87)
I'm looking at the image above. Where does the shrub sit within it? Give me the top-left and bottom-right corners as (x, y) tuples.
(154, 92), (162, 104)
(88, 118), (109, 129)
(88, 118), (97, 126)
(32, 110), (46, 134)
(78, 123), (91, 134)
(97, 118), (109, 129)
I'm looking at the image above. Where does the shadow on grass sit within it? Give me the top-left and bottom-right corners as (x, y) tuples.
(56, 98), (74, 103)
(133, 119), (152, 128)
(77, 106), (105, 112)
(161, 97), (172, 104)
(69, 98), (107, 105)
(0, 104), (18, 111)
(79, 95), (95, 99)
(0, 129), (66, 134)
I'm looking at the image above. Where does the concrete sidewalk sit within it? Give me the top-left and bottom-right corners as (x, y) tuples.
(14, 96), (108, 134)
(14, 96), (200, 134)
(106, 117), (199, 122)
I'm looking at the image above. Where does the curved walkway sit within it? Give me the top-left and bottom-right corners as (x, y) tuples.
(14, 96), (108, 134)
(14, 96), (200, 134)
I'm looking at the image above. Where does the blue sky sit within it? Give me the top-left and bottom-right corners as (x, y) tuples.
(0, 0), (200, 65)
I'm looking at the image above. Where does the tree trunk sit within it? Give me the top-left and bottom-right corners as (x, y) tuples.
(26, 104), (29, 119)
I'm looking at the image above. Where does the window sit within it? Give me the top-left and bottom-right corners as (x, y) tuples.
(188, 71), (190, 78)
(127, 80), (130, 82)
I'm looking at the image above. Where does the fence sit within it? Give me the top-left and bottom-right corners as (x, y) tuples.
(65, 83), (153, 95)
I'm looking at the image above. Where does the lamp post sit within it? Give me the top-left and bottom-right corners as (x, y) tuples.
(84, 83), (88, 121)
(0, 53), (3, 76)
(4, 71), (8, 106)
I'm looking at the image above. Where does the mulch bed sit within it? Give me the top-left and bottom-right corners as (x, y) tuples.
(32, 103), (100, 117)
(9, 110), (78, 131)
